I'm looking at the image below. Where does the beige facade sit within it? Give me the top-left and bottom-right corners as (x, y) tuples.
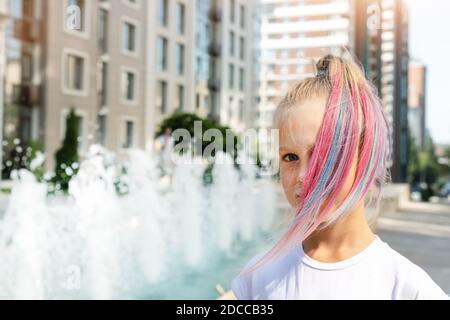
(43, 0), (149, 170)
(1, 0), (260, 174)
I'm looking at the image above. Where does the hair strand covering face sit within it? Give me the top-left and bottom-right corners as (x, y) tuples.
(241, 54), (392, 276)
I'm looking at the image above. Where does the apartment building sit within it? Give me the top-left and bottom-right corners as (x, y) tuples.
(0, 0), (153, 172)
(148, 0), (260, 133)
(1, 0), (261, 175)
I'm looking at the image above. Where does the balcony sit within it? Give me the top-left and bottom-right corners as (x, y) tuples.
(11, 84), (40, 105)
(13, 18), (41, 42)
(208, 78), (221, 91)
(208, 43), (221, 57)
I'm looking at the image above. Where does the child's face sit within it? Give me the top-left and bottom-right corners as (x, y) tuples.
(278, 96), (358, 211)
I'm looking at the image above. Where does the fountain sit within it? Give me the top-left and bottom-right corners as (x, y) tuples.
(0, 145), (279, 299)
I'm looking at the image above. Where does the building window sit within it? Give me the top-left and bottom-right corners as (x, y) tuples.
(123, 120), (135, 149)
(63, 50), (87, 94)
(159, 0), (168, 27)
(230, 0), (235, 23)
(176, 43), (185, 75)
(239, 68), (244, 91)
(229, 64), (234, 89)
(98, 114), (107, 146)
(157, 36), (168, 71)
(157, 80), (168, 113)
(66, 0), (87, 33)
(240, 5), (245, 29)
(177, 84), (184, 111)
(239, 99), (244, 121)
(122, 21), (136, 53)
(229, 31), (235, 56)
(123, 0), (139, 8)
(239, 36), (245, 60)
(98, 8), (108, 53)
(122, 70), (136, 102)
(196, 93), (200, 109)
(176, 2), (185, 34)
(100, 61), (108, 106)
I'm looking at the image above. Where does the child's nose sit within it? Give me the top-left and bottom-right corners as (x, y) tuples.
(296, 164), (307, 184)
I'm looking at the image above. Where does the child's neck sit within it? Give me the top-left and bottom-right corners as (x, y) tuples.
(302, 202), (376, 263)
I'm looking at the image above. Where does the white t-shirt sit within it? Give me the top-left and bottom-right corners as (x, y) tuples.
(230, 235), (449, 300)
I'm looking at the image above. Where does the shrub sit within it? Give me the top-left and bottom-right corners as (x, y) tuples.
(53, 108), (80, 192)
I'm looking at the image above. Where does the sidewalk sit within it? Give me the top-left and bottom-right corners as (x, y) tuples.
(377, 195), (450, 294)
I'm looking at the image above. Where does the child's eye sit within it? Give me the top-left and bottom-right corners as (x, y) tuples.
(282, 154), (299, 162)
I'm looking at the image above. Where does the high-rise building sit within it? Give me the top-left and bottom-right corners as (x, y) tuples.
(352, 0), (383, 91)
(148, 0), (260, 134)
(207, 0), (261, 132)
(148, 0), (196, 135)
(408, 61), (426, 152)
(385, 0), (409, 182)
(258, 0), (352, 130)
(353, 0), (410, 182)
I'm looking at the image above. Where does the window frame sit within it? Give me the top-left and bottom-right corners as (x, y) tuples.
(119, 116), (139, 150)
(120, 16), (140, 58)
(61, 47), (90, 97)
(120, 66), (139, 106)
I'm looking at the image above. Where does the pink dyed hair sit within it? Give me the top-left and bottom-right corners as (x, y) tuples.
(242, 54), (392, 275)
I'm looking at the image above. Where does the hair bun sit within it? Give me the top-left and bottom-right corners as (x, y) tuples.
(316, 54), (333, 78)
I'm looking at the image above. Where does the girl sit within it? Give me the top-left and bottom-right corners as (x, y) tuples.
(230, 54), (449, 300)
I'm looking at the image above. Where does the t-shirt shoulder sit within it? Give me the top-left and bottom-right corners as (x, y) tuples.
(230, 251), (266, 300)
(230, 246), (298, 300)
(382, 243), (449, 300)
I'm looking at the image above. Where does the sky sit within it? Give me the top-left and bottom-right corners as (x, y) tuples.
(406, 0), (450, 145)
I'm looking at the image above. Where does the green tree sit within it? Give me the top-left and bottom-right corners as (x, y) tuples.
(156, 112), (238, 160)
(53, 108), (80, 192)
(155, 112), (240, 185)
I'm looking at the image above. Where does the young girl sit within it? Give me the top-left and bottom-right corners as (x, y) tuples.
(230, 54), (449, 300)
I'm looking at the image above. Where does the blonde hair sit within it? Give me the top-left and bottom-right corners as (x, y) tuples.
(273, 54), (370, 129)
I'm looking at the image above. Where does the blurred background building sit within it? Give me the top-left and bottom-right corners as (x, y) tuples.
(0, 0), (435, 185)
(408, 61), (426, 152)
(0, 0), (260, 172)
(257, 0), (410, 182)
